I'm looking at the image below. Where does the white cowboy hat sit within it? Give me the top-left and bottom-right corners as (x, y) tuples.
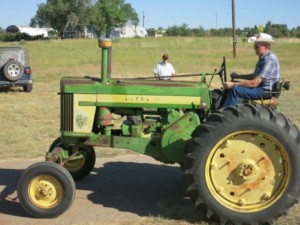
(254, 33), (276, 45)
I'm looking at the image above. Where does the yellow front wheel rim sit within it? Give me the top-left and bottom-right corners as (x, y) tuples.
(206, 130), (290, 212)
(28, 175), (63, 209)
(64, 158), (85, 172)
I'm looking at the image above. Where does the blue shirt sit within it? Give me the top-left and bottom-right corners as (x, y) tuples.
(254, 50), (280, 91)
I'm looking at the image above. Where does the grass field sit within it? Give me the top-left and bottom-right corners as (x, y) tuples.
(0, 37), (300, 225)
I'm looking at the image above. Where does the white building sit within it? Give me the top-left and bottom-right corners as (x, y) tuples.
(6, 25), (54, 38)
(111, 25), (148, 38)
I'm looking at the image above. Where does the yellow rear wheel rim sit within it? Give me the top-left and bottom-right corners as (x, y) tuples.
(28, 175), (63, 208)
(205, 130), (290, 212)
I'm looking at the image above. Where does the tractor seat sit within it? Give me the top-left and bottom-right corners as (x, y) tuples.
(251, 97), (278, 106)
(251, 79), (290, 107)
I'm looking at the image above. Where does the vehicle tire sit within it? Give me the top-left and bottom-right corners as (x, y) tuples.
(49, 137), (96, 180)
(184, 104), (300, 225)
(23, 83), (33, 92)
(3, 60), (24, 81)
(17, 162), (75, 218)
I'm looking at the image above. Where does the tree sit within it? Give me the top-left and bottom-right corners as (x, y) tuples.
(30, 3), (51, 28)
(264, 21), (289, 38)
(123, 3), (139, 27)
(90, 0), (139, 37)
(291, 26), (300, 38)
(193, 26), (205, 36)
(165, 24), (192, 36)
(67, 0), (93, 33)
(31, 0), (92, 39)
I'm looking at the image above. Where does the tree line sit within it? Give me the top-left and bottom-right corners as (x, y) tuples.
(1, 0), (300, 40)
(158, 21), (300, 38)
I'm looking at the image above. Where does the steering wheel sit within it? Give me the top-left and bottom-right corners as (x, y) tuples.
(218, 57), (227, 83)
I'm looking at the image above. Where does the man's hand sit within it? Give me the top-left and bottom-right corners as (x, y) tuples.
(223, 81), (236, 89)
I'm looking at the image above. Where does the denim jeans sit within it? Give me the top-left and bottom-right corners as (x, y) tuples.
(220, 86), (269, 108)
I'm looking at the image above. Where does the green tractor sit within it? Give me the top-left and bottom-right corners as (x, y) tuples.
(17, 39), (300, 225)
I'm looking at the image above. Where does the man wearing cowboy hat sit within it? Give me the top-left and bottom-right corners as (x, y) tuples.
(220, 33), (280, 107)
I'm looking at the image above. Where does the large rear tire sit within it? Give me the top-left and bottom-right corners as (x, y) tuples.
(184, 104), (300, 225)
(17, 162), (75, 218)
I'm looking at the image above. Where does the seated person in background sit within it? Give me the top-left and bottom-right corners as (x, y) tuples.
(153, 53), (175, 80)
(220, 33), (280, 108)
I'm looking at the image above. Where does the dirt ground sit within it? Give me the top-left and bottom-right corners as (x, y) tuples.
(1, 154), (300, 225)
(0, 154), (202, 225)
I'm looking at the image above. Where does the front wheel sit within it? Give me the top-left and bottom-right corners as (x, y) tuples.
(48, 137), (96, 180)
(184, 104), (300, 225)
(17, 162), (75, 218)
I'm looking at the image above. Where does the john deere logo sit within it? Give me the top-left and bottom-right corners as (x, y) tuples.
(76, 110), (88, 129)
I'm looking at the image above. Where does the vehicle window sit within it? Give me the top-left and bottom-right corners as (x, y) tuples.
(0, 50), (27, 67)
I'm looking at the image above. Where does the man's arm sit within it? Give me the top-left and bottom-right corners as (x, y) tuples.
(236, 76), (262, 87)
(223, 76), (262, 89)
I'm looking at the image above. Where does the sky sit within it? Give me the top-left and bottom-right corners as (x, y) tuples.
(0, 0), (299, 30)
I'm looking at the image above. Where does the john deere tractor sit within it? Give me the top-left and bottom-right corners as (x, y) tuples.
(17, 39), (300, 225)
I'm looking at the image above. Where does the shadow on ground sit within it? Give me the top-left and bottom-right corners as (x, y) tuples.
(0, 161), (209, 224)
(77, 161), (208, 223)
(0, 87), (23, 93)
(0, 168), (28, 217)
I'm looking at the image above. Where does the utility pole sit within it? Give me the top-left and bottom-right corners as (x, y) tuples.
(216, 12), (218, 29)
(143, 11), (145, 27)
(232, 0), (237, 58)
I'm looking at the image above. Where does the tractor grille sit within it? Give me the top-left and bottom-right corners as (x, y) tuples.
(61, 93), (73, 131)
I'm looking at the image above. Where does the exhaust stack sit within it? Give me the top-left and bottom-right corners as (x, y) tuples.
(98, 38), (112, 82)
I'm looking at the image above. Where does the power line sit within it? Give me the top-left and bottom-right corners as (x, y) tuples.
(242, 0), (263, 25)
